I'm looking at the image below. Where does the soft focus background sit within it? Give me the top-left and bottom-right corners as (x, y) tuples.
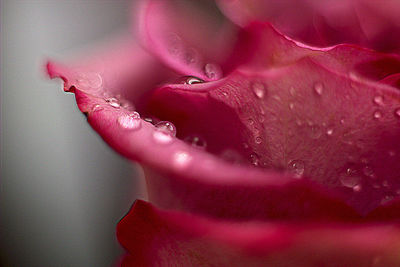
(1, 1), (143, 266)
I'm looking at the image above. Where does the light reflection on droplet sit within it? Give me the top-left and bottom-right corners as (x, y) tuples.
(313, 82), (324, 96)
(92, 104), (103, 113)
(184, 135), (207, 149)
(249, 152), (260, 166)
(373, 95), (384, 106)
(106, 97), (120, 108)
(394, 108), (400, 118)
(252, 82), (266, 99)
(326, 128), (334, 136)
(155, 121), (177, 136)
(288, 159), (305, 178)
(373, 110), (382, 120)
(117, 112), (141, 131)
(340, 167), (361, 188)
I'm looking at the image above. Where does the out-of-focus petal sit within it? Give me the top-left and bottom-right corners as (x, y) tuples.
(117, 200), (400, 267)
(216, 0), (400, 53)
(136, 0), (237, 81)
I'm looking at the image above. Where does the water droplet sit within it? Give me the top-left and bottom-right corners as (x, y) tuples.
(373, 110), (382, 119)
(309, 125), (322, 139)
(248, 118), (255, 125)
(313, 82), (323, 96)
(394, 108), (400, 118)
(117, 112), (141, 131)
(173, 151), (192, 169)
(255, 136), (262, 144)
(340, 167), (361, 188)
(184, 135), (207, 149)
(340, 118), (345, 125)
(106, 97), (120, 108)
(388, 150), (396, 157)
(92, 104), (103, 113)
(289, 102), (295, 110)
(204, 63), (222, 80)
(252, 82), (265, 99)
(249, 153), (260, 166)
(362, 165), (376, 178)
(288, 160), (305, 178)
(326, 128), (334, 136)
(373, 95), (384, 106)
(155, 121), (176, 136)
(177, 76), (203, 85)
(353, 184), (362, 192)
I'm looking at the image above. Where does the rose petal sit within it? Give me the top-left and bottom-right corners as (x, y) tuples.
(117, 200), (400, 267)
(216, 0), (400, 53)
(142, 23), (400, 215)
(136, 0), (237, 81)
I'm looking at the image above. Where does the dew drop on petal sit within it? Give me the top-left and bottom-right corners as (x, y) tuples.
(155, 121), (176, 136)
(288, 159), (305, 178)
(186, 76), (204, 85)
(388, 150), (396, 157)
(394, 108), (400, 118)
(373, 95), (384, 106)
(381, 195), (394, 205)
(373, 110), (382, 119)
(252, 82), (266, 99)
(106, 97), (120, 109)
(204, 63), (222, 80)
(249, 152), (260, 166)
(117, 112), (141, 131)
(255, 136), (262, 144)
(184, 135), (207, 149)
(173, 151), (192, 169)
(362, 165), (376, 178)
(313, 82), (323, 96)
(340, 167), (361, 188)
(326, 128), (334, 136)
(353, 184), (362, 192)
(92, 104), (103, 113)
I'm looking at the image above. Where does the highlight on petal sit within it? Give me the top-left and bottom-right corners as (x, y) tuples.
(217, 0), (400, 52)
(117, 200), (400, 267)
(136, 0), (237, 81)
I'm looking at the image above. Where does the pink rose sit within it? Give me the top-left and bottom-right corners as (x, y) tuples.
(47, 0), (400, 266)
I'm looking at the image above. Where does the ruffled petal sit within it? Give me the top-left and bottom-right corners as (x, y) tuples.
(117, 200), (400, 267)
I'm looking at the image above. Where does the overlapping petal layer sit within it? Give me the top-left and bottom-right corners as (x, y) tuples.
(217, 0), (400, 53)
(117, 200), (400, 267)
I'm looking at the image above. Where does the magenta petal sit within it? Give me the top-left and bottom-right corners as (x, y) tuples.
(136, 0), (237, 81)
(142, 23), (400, 215)
(117, 200), (400, 267)
(217, 0), (400, 53)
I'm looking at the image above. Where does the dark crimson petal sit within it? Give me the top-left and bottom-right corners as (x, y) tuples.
(136, 0), (237, 81)
(117, 200), (400, 267)
(143, 23), (400, 215)
(216, 0), (400, 53)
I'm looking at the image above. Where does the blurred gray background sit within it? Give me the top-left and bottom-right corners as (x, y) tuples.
(1, 1), (142, 266)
